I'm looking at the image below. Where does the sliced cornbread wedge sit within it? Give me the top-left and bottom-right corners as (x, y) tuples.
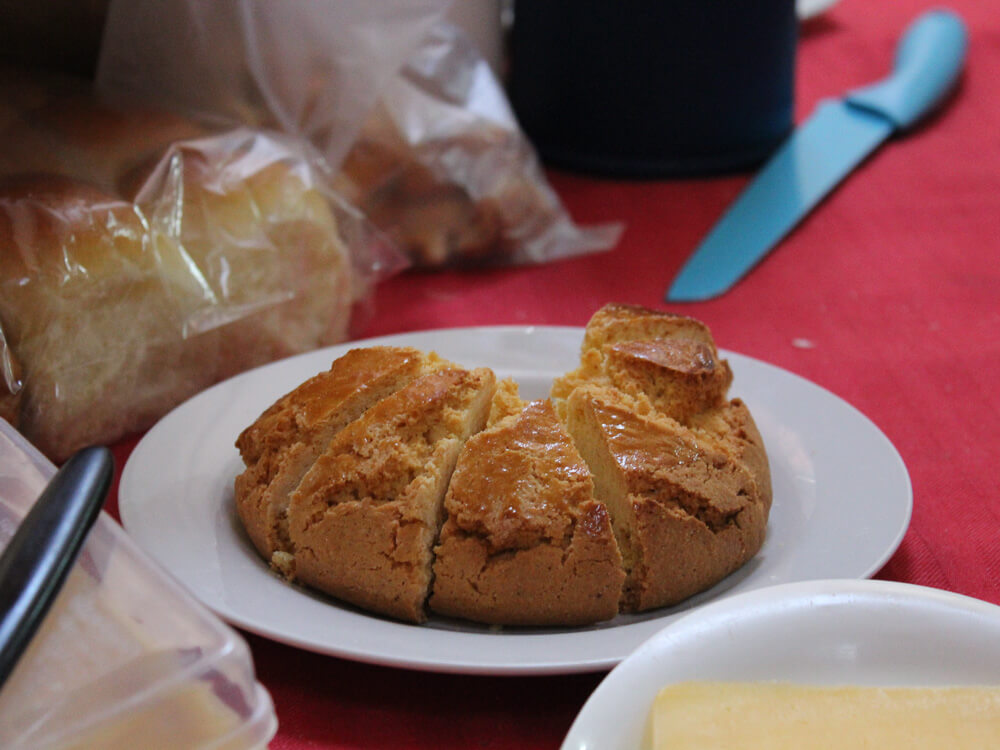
(566, 385), (768, 612)
(287, 367), (496, 623)
(234, 346), (449, 567)
(552, 303), (732, 423)
(430, 393), (624, 626)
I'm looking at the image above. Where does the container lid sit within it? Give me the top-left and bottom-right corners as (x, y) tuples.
(0, 419), (277, 749)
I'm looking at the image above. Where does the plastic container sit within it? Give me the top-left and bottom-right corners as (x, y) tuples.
(0, 420), (278, 749)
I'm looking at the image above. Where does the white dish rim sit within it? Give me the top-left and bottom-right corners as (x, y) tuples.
(561, 578), (1000, 749)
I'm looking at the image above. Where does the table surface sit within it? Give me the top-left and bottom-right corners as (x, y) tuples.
(105, 1), (999, 746)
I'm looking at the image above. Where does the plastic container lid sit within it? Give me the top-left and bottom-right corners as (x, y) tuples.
(0, 420), (278, 749)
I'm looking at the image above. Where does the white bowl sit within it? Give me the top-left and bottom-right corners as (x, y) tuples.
(562, 579), (1000, 749)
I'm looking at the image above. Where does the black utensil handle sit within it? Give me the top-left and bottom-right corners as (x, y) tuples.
(0, 446), (114, 691)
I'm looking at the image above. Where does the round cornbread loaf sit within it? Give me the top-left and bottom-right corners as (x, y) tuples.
(234, 304), (772, 625)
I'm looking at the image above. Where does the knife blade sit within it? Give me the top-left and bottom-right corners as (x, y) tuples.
(666, 9), (968, 303)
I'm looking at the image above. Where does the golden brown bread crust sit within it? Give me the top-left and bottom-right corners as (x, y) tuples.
(0, 175), (151, 278)
(287, 367), (496, 623)
(333, 113), (503, 267)
(347, 162), (502, 267)
(554, 304), (770, 612)
(565, 385), (768, 611)
(552, 304), (732, 424)
(581, 303), (718, 353)
(430, 399), (624, 626)
(234, 346), (443, 562)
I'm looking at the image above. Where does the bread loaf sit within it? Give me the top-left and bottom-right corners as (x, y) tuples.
(235, 346), (454, 569)
(0, 69), (356, 460)
(234, 304), (772, 626)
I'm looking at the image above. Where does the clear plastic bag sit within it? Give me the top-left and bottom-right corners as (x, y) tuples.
(95, 0), (622, 268)
(0, 68), (402, 461)
(334, 21), (623, 266)
(95, 0), (456, 175)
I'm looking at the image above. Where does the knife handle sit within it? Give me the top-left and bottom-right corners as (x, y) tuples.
(0, 446), (113, 690)
(846, 9), (968, 131)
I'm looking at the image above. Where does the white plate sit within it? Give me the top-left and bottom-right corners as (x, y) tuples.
(562, 579), (1000, 749)
(119, 326), (911, 675)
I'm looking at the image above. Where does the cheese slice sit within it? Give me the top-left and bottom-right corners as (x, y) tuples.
(650, 681), (1000, 749)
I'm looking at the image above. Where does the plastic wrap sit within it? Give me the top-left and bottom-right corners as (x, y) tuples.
(95, 0), (456, 180)
(0, 68), (402, 462)
(334, 22), (623, 266)
(95, 0), (622, 267)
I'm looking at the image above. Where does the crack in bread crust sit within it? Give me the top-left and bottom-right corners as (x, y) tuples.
(233, 345), (442, 562)
(429, 398), (625, 625)
(285, 367), (495, 623)
(564, 380), (768, 612)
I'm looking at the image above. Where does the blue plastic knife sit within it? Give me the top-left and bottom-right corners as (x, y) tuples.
(666, 9), (968, 303)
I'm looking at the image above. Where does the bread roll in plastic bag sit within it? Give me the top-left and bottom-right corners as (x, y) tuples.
(95, 0), (622, 268)
(0, 67), (403, 462)
(333, 21), (622, 266)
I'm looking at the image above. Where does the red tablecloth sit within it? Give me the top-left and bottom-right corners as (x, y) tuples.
(107, 1), (999, 746)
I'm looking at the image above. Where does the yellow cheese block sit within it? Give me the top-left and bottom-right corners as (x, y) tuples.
(650, 681), (1000, 749)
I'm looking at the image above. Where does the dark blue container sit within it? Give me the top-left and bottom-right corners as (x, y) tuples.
(509, 1), (798, 177)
